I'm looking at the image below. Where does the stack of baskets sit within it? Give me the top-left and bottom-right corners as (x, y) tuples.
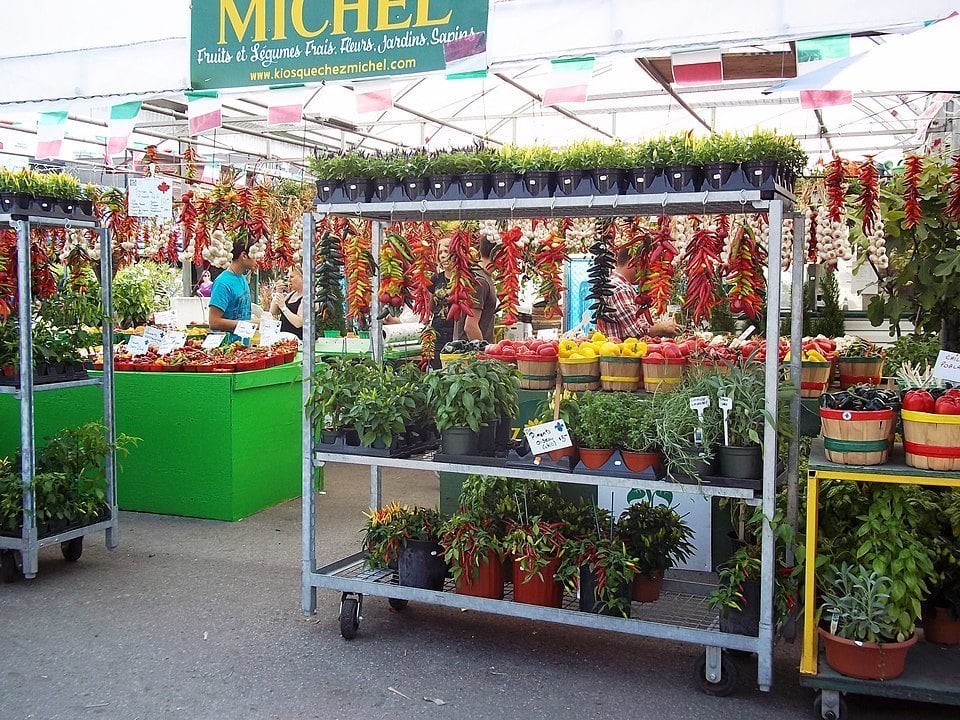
(838, 356), (883, 389)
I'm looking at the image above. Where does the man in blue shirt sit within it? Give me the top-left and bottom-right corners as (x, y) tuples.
(208, 239), (258, 342)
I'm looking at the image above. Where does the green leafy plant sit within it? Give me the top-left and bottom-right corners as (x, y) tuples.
(814, 266), (845, 339)
(881, 333), (940, 377)
(819, 562), (903, 642)
(112, 261), (179, 327)
(457, 474), (562, 533)
(706, 362), (795, 448)
(616, 502), (694, 578)
(623, 396), (658, 453)
(651, 377), (720, 478)
(696, 132), (747, 165)
(569, 391), (628, 449)
(502, 519), (566, 584)
(424, 360), (496, 432)
(361, 503), (443, 570)
(558, 536), (639, 616)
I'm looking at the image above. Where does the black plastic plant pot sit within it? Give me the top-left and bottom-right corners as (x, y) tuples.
(343, 427), (362, 446)
(398, 540), (447, 590)
(625, 167), (666, 194)
(718, 578), (760, 636)
(718, 444), (762, 480)
(578, 565), (631, 617)
(401, 176), (428, 201)
(428, 174), (463, 201)
(477, 421), (496, 455)
(459, 173), (489, 199)
(372, 177), (405, 202)
(664, 165), (703, 193)
(702, 162), (742, 191)
(741, 160), (780, 189)
(522, 170), (556, 198)
(441, 426), (479, 456)
(34, 196), (57, 213)
(12, 193), (31, 212)
(0, 193), (14, 213)
(590, 168), (624, 195)
(315, 179), (340, 203)
(341, 179), (371, 202)
(77, 199), (95, 217)
(555, 169), (592, 196)
(494, 415), (513, 452)
(320, 429), (340, 445)
(489, 172), (522, 198)
(58, 198), (78, 216)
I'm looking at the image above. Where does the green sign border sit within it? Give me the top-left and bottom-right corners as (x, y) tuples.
(190, 0), (490, 91)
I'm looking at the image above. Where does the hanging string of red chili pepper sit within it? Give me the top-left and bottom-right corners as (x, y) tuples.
(724, 221), (766, 320)
(191, 195), (212, 266)
(269, 202), (297, 271)
(806, 207), (819, 263)
(377, 229), (413, 319)
(533, 229), (567, 320)
(341, 220), (374, 325)
(494, 225), (523, 325)
(944, 154), (960, 222)
(0, 229), (17, 322)
(445, 225), (477, 322)
(404, 221), (437, 325)
(646, 217), (679, 316)
(418, 325), (436, 371)
(97, 188), (139, 268)
(182, 146), (200, 183)
(825, 155), (848, 224)
(681, 217), (724, 324)
(902, 154), (923, 229)
(858, 157), (880, 235)
(621, 219), (655, 324)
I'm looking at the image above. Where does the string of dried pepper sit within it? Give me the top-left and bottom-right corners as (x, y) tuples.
(377, 229), (413, 318)
(645, 217), (679, 316)
(97, 188), (140, 268)
(533, 229), (567, 320)
(341, 220), (374, 325)
(494, 225), (523, 325)
(944, 155), (960, 222)
(724, 221), (766, 320)
(419, 325), (437, 371)
(681, 217), (724, 324)
(405, 221), (437, 325)
(806, 207), (819, 263)
(825, 155), (848, 223)
(857, 157), (880, 235)
(902, 154), (923, 229)
(445, 225), (477, 322)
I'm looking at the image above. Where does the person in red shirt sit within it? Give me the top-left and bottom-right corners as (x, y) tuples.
(596, 248), (678, 340)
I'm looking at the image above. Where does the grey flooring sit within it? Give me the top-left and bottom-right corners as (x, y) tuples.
(0, 463), (954, 719)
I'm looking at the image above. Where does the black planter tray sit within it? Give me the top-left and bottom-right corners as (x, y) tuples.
(0, 365), (88, 386)
(371, 178), (407, 203)
(1, 192), (96, 222)
(315, 431), (438, 459)
(433, 452), (508, 467)
(3, 506), (111, 540)
(504, 447), (578, 472)
(554, 170), (594, 197)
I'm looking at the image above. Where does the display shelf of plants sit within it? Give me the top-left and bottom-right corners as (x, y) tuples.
(0, 168), (97, 222)
(302, 181), (801, 697)
(0, 212), (121, 581)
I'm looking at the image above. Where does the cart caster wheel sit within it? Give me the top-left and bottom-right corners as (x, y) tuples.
(339, 597), (361, 640)
(388, 598), (408, 611)
(0, 551), (20, 583)
(814, 693), (847, 720)
(694, 653), (738, 697)
(61, 537), (83, 562)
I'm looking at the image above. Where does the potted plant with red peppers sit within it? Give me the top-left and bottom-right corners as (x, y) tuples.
(616, 501), (694, 603)
(440, 512), (504, 599)
(503, 519), (567, 608)
(558, 535), (638, 617)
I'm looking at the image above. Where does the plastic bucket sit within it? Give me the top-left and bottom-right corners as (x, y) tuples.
(902, 409), (960, 471)
(820, 407), (895, 465)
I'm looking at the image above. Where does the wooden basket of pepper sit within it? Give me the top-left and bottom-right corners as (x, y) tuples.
(558, 357), (600, 391)
(819, 386), (898, 465)
(838, 356), (884, 389)
(599, 356), (642, 391)
(641, 357), (685, 393)
(901, 388), (960, 471)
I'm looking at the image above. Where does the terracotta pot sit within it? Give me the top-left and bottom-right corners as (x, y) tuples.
(455, 549), (504, 599)
(547, 445), (576, 462)
(512, 557), (562, 607)
(621, 451), (661, 474)
(923, 605), (960, 645)
(578, 447), (614, 469)
(818, 627), (917, 680)
(632, 570), (664, 602)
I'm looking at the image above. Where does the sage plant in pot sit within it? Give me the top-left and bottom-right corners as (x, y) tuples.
(616, 502), (694, 602)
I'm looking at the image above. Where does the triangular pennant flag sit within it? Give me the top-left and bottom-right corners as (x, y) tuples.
(670, 49), (723, 85)
(447, 69), (488, 81)
(542, 57), (595, 105)
(105, 101), (142, 159)
(36, 110), (68, 160)
(354, 79), (393, 114)
(443, 31), (487, 76)
(267, 84), (307, 125)
(796, 35), (852, 109)
(186, 91), (222, 135)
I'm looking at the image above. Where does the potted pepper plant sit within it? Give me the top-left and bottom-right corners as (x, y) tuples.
(503, 518), (567, 607)
(559, 535), (638, 617)
(424, 361), (496, 456)
(616, 501), (694, 602)
(440, 511), (504, 599)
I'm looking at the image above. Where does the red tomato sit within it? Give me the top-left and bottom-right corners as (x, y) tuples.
(945, 388), (960, 400)
(678, 339), (697, 356)
(936, 396), (960, 415)
(644, 351), (664, 362)
(902, 390), (935, 414)
(500, 346), (516, 357)
(661, 343), (682, 359)
(484, 344), (498, 355)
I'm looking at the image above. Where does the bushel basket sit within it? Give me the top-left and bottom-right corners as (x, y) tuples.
(838, 356), (883, 389)
(559, 357), (600, 391)
(599, 356), (642, 391)
(641, 357), (685, 393)
(517, 357), (558, 390)
(784, 360), (832, 397)
(820, 407), (895, 465)
(901, 409), (960, 471)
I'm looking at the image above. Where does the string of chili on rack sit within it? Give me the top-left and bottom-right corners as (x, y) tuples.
(340, 219), (374, 326)
(532, 222), (567, 320)
(444, 224), (477, 322)
(494, 225), (524, 326)
(902, 154), (923, 229)
(620, 217), (655, 325)
(944, 154), (960, 222)
(681, 216), (724, 324)
(724, 218), (766, 320)
(645, 216), (679, 316)
(377, 227), (413, 319)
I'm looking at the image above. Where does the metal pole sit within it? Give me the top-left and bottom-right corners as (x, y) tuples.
(15, 219), (38, 578)
(786, 214), (805, 565)
(100, 227), (119, 550)
(301, 211), (318, 615)
(757, 198), (784, 692)
(369, 221), (384, 510)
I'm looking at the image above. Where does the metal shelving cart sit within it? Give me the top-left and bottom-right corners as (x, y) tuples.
(0, 213), (118, 581)
(801, 441), (960, 719)
(300, 188), (806, 695)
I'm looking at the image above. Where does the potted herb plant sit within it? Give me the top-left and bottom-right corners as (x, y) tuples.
(660, 132), (702, 192)
(616, 502), (694, 602)
(503, 519), (567, 607)
(651, 379), (720, 480)
(440, 511), (503, 599)
(708, 363), (767, 480)
(473, 358), (520, 454)
(569, 391), (624, 469)
(343, 381), (410, 451)
(696, 132), (746, 190)
(621, 395), (662, 473)
(424, 361), (496, 456)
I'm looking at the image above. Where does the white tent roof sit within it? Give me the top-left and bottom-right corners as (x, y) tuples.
(1, 0), (957, 171)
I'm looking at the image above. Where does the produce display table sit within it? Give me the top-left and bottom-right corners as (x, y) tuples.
(801, 440), (960, 719)
(0, 363), (304, 521)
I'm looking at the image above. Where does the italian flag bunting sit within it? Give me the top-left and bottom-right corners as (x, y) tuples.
(35, 110), (68, 160)
(353, 79), (393, 115)
(542, 57), (595, 105)
(796, 35), (852, 109)
(267, 85), (307, 125)
(105, 101), (142, 159)
(186, 90), (222, 135)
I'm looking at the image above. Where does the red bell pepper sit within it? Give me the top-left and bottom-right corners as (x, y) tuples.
(936, 395), (960, 415)
(902, 389), (936, 414)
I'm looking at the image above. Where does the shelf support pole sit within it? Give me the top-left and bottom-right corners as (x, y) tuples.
(15, 220), (38, 578)
(100, 226), (119, 550)
(786, 213), (805, 565)
(301, 211), (318, 615)
(369, 221), (384, 510)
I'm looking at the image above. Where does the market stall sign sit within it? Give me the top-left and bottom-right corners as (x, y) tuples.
(190, 0), (489, 90)
(259, 317), (281, 346)
(143, 326), (166, 345)
(127, 336), (150, 356)
(128, 177), (173, 220)
(202, 332), (227, 349)
(934, 350), (960, 383)
(235, 320), (257, 339)
(523, 419), (572, 457)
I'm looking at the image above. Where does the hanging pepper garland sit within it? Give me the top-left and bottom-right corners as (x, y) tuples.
(825, 155), (848, 223)
(444, 225), (477, 322)
(646, 217), (679, 316)
(724, 221), (766, 320)
(418, 325), (437, 371)
(340, 220), (374, 326)
(681, 217), (723, 324)
(533, 229), (567, 320)
(902, 154), (924, 229)
(97, 188), (140, 268)
(404, 221), (437, 325)
(495, 225), (524, 325)
(377, 229), (413, 318)
(621, 219), (655, 324)
(315, 222), (345, 330)
(858, 158), (881, 236)
(587, 219), (616, 324)
(944, 154), (960, 222)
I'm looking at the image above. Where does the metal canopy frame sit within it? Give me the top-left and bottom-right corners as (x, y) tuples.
(0, 214), (118, 579)
(299, 188), (805, 695)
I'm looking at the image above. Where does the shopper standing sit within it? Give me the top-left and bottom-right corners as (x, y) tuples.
(270, 266), (304, 339)
(209, 240), (258, 343)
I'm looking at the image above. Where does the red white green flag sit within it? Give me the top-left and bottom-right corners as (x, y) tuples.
(36, 110), (68, 160)
(267, 85), (307, 125)
(354, 79), (393, 114)
(187, 91), (221, 135)
(106, 101), (142, 158)
(542, 57), (595, 105)
(796, 35), (852, 109)
(670, 49), (723, 85)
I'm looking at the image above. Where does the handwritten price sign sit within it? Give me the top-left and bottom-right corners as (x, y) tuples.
(523, 420), (573, 457)
(934, 351), (960, 383)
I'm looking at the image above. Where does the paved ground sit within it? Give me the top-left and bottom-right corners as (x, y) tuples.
(0, 463), (954, 720)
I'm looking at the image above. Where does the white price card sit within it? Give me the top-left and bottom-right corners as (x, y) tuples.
(152, 309), (177, 326)
(202, 332), (226, 350)
(689, 395), (711, 412)
(234, 320), (256, 339)
(666, 304), (681, 314)
(127, 336), (149, 356)
(165, 331), (187, 349)
(719, 396), (733, 411)
(259, 317), (281, 346)
(933, 350), (960, 383)
(143, 326), (165, 345)
(523, 419), (573, 457)
(128, 176), (173, 219)
(156, 339), (177, 355)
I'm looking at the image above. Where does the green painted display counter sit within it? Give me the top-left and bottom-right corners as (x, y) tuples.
(0, 363), (305, 521)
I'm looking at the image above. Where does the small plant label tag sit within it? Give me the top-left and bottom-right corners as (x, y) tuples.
(666, 304), (681, 315)
(830, 610), (840, 636)
(719, 396), (733, 446)
(718, 397), (733, 411)
(202, 333), (226, 350)
(234, 321), (257, 339)
(933, 350), (960, 383)
(524, 419), (572, 456)
(165, 331), (187, 349)
(689, 396), (711, 412)
(143, 326), (165, 345)
(152, 309), (177, 326)
(536, 328), (559, 340)
(127, 336), (149, 356)
(259, 317), (281, 346)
